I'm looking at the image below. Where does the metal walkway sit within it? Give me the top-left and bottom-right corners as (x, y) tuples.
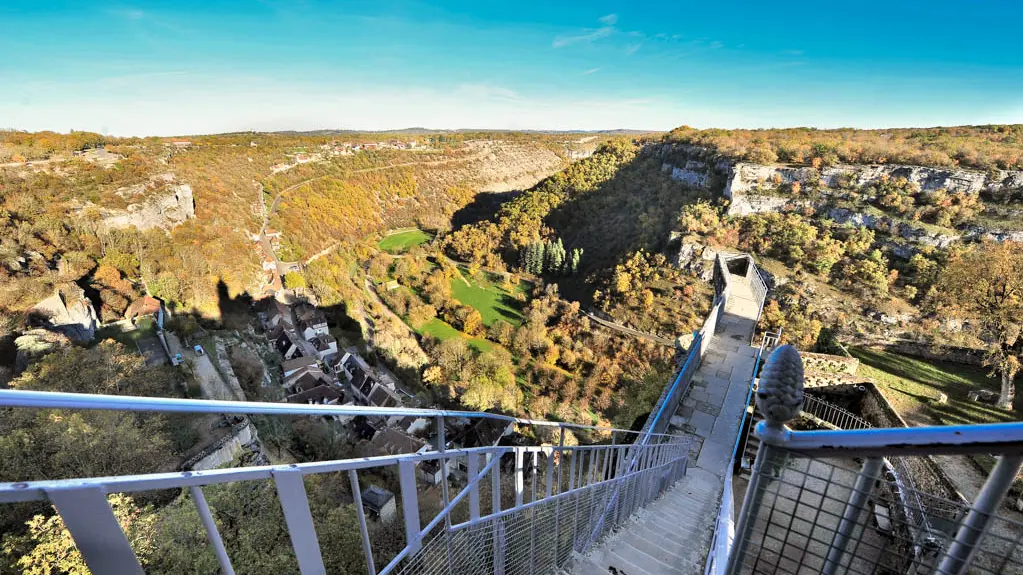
(575, 277), (761, 574)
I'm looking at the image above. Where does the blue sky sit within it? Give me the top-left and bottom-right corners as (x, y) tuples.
(2, 1), (1022, 135)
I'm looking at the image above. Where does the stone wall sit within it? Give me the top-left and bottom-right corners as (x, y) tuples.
(882, 340), (986, 367)
(802, 352), (859, 375)
(185, 422), (256, 471)
(215, 338), (249, 401)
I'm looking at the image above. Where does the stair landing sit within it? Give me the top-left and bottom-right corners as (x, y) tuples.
(572, 279), (760, 574)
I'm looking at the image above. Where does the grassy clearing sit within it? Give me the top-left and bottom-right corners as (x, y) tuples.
(378, 229), (432, 253)
(449, 268), (528, 327)
(850, 347), (1021, 426)
(417, 318), (496, 352)
(95, 317), (156, 347)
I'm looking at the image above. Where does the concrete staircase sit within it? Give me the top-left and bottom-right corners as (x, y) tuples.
(571, 279), (761, 575)
(573, 468), (722, 574)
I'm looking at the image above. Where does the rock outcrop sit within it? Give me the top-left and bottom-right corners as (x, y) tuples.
(724, 162), (1023, 199)
(99, 179), (195, 231)
(652, 144), (1023, 246)
(14, 328), (72, 373)
(28, 284), (98, 342)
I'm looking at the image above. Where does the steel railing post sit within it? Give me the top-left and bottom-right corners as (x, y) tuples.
(189, 485), (237, 575)
(726, 440), (776, 575)
(398, 460), (422, 555)
(529, 451), (538, 574)
(272, 468), (327, 575)
(47, 486), (145, 575)
(553, 428), (565, 566)
(347, 471), (377, 575)
(822, 457), (883, 575)
(936, 455), (1023, 575)
(514, 448), (525, 507)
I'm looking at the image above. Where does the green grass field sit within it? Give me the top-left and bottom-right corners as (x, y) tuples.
(378, 229), (432, 253)
(850, 347), (1021, 426)
(418, 318), (495, 352)
(449, 268), (527, 327)
(95, 317), (156, 347)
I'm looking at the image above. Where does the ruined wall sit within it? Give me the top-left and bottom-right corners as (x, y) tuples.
(185, 422), (255, 471)
(882, 340), (986, 367)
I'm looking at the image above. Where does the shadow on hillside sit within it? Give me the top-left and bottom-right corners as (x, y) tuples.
(451, 190), (522, 229)
(542, 152), (715, 302)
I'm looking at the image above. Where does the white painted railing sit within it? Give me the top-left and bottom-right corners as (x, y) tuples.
(0, 390), (690, 575)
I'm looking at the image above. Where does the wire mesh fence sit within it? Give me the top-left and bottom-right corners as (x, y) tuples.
(730, 449), (1023, 575)
(392, 443), (689, 575)
(801, 394), (871, 431)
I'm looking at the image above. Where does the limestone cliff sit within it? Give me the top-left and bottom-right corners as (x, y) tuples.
(724, 162), (1023, 201)
(73, 173), (196, 231)
(653, 144), (1023, 247)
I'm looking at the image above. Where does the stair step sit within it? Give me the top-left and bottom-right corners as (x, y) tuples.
(608, 544), (687, 575)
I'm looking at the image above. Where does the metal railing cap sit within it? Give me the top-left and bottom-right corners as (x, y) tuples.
(0, 389), (688, 440)
(754, 419), (1023, 457)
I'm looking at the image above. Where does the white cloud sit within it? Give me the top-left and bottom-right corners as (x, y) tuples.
(552, 26), (614, 48)
(552, 14), (620, 48)
(581, 68), (601, 75)
(626, 44), (642, 56)
(0, 77), (692, 135)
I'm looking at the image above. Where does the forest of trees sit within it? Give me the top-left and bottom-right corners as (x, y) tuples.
(667, 124), (1023, 170)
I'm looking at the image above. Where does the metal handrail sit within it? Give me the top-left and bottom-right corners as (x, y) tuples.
(753, 420), (1023, 458)
(0, 394), (691, 575)
(0, 389), (686, 441)
(706, 328), (775, 575)
(730, 415), (1023, 575)
(801, 393), (871, 431)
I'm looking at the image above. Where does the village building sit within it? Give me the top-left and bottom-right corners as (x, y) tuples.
(281, 356), (319, 379)
(124, 296), (162, 322)
(361, 485), (396, 523)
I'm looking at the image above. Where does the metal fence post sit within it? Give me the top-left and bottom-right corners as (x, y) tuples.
(189, 485), (237, 575)
(727, 344), (804, 575)
(726, 440), (775, 575)
(347, 471), (377, 575)
(936, 455), (1023, 575)
(822, 457), (883, 575)
(514, 448), (525, 507)
(467, 453), (481, 521)
(47, 486), (145, 575)
(398, 460), (422, 555)
(272, 468), (327, 575)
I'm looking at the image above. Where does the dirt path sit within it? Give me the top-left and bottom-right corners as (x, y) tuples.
(582, 309), (676, 347)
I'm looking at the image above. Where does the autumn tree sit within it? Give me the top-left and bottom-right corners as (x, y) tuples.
(931, 241), (1023, 409)
(2, 495), (156, 574)
(283, 271), (307, 289)
(0, 342), (181, 484)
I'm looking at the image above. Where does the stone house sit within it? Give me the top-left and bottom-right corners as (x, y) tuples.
(361, 485), (396, 523)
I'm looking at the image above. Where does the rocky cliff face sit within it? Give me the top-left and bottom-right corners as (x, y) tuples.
(71, 173), (196, 232)
(653, 144), (1023, 247)
(724, 162), (1023, 199)
(99, 178), (195, 231)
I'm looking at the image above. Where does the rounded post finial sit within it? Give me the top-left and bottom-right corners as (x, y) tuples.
(756, 344), (804, 425)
